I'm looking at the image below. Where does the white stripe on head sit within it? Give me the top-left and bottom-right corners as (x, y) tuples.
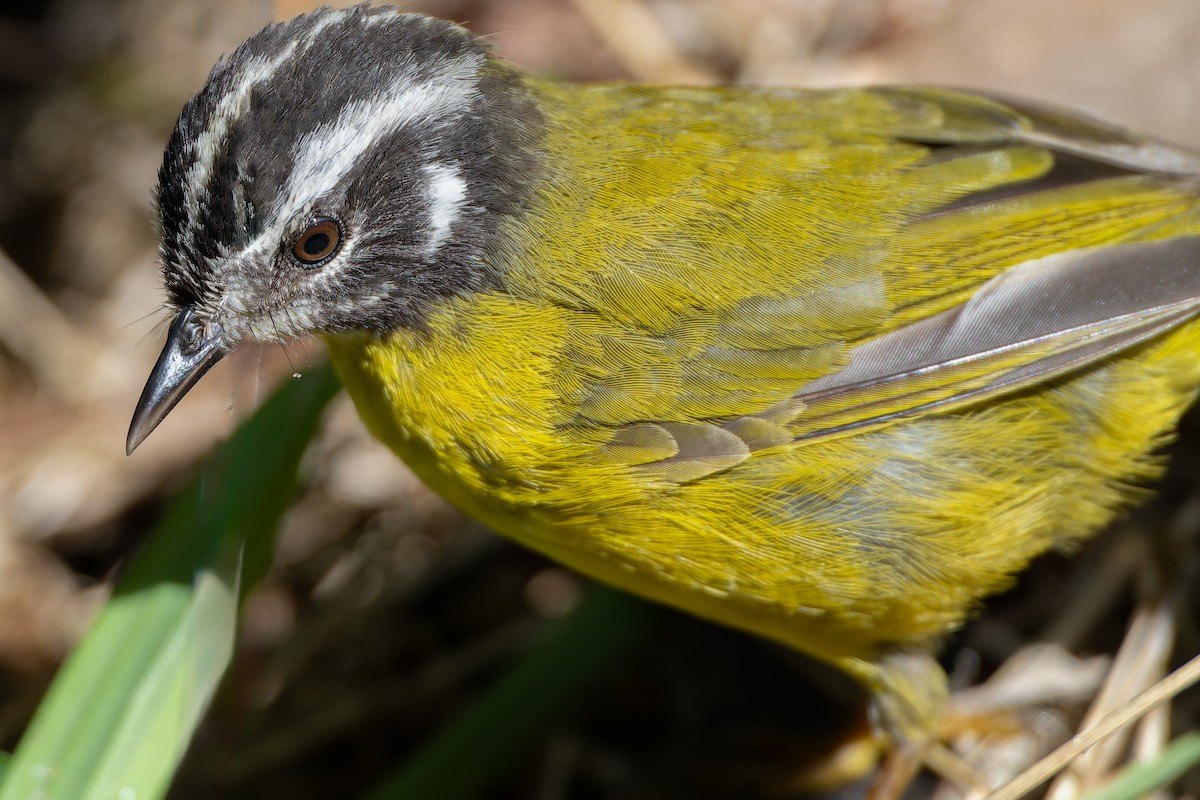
(273, 51), (484, 221)
(422, 161), (467, 255)
(183, 9), (354, 251)
(211, 49), (483, 334)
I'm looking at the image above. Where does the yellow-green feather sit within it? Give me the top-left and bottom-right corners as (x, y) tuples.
(326, 81), (1200, 744)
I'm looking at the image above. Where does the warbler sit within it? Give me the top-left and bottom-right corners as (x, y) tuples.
(128, 5), (1200, 754)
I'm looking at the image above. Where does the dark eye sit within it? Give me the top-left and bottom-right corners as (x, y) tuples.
(291, 216), (342, 266)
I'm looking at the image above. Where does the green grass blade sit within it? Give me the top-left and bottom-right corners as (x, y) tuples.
(1079, 732), (1200, 800)
(362, 586), (659, 800)
(0, 365), (340, 800)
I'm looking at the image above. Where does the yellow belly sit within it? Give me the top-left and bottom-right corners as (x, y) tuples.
(325, 293), (1200, 676)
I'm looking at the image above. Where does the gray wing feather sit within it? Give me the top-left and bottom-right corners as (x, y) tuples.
(791, 236), (1200, 437)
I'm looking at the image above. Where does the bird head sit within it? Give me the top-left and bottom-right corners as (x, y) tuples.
(127, 6), (538, 452)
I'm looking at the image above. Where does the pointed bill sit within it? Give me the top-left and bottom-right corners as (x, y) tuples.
(127, 307), (226, 454)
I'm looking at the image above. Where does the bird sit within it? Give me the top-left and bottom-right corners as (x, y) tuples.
(127, 3), (1200, 768)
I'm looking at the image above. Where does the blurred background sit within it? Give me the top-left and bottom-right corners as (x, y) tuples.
(2, 0), (1200, 797)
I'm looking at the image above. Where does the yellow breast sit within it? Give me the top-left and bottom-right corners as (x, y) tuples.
(327, 79), (1200, 705)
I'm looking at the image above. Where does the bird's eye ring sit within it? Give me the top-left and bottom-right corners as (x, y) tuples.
(291, 216), (342, 267)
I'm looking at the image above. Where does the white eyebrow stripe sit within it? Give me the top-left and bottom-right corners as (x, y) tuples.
(182, 9), (352, 250)
(422, 161), (467, 255)
(184, 49), (298, 238)
(274, 52), (483, 220)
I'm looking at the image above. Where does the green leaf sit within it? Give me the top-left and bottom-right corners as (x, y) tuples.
(362, 585), (658, 800)
(1080, 732), (1200, 800)
(0, 365), (340, 800)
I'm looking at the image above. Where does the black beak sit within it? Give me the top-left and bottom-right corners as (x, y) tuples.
(127, 306), (227, 454)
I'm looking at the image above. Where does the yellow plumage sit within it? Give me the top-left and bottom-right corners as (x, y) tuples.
(122, 3), (1200, 762)
(325, 80), (1200, 743)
